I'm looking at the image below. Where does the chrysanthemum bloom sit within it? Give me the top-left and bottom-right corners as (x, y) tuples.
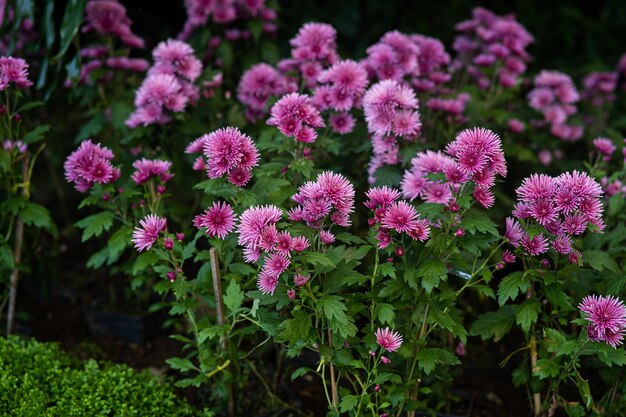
(319, 230), (335, 245)
(365, 31), (419, 81)
(0, 56), (33, 90)
(452, 7), (533, 89)
(375, 327), (403, 352)
(508, 119), (525, 133)
(291, 171), (355, 229)
(132, 214), (167, 252)
(151, 39), (202, 82)
(329, 112), (356, 135)
(201, 127), (259, 185)
(289, 22), (339, 64)
(130, 158), (174, 185)
(84, 0), (144, 48)
(237, 63), (296, 119)
(105, 57), (150, 72)
(267, 93), (325, 143)
(381, 201), (419, 233)
(527, 70), (582, 141)
(293, 273), (310, 287)
(126, 73), (189, 127)
(193, 201), (237, 239)
(64, 139), (120, 192)
(593, 137), (616, 161)
(579, 295), (626, 348)
(582, 71), (617, 107)
(316, 60), (368, 111)
(363, 79), (421, 140)
(291, 236), (311, 252)
(504, 217), (524, 247)
(257, 270), (279, 295)
(237, 205), (283, 251)
(509, 170), (603, 259)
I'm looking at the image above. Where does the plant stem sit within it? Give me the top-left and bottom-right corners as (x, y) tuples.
(530, 333), (541, 416)
(328, 329), (339, 411)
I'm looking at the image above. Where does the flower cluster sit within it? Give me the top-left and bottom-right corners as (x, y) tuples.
(3, 139), (27, 154)
(288, 171), (355, 243)
(453, 7), (533, 89)
(84, 0), (144, 48)
(131, 214), (167, 252)
(289, 22), (339, 66)
(314, 60), (368, 113)
(410, 34), (451, 93)
(267, 93), (325, 143)
(179, 0), (277, 41)
(509, 171), (604, 259)
(126, 39), (202, 127)
(236, 205), (310, 294)
(194, 201), (237, 239)
(364, 79), (421, 183)
(237, 63), (297, 121)
(579, 295), (626, 348)
(131, 158), (174, 186)
(365, 186), (430, 248)
(0, 56), (33, 90)
(582, 71), (618, 107)
(364, 31), (419, 81)
(190, 127), (260, 186)
(592, 137), (617, 162)
(401, 128), (506, 209)
(527, 70), (583, 141)
(64, 139), (120, 192)
(425, 93), (470, 124)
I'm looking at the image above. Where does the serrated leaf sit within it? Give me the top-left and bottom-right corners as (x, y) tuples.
(107, 227), (130, 263)
(291, 367), (313, 381)
(416, 347), (461, 375)
(86, 247), (109, 269)
(543, 285), (574, 311)
(0, 243), (15, 269)
(132, 251), (159, 275)
(339, 395), (359, 413)
(303, 252), (336, 267)
(20, 202), (57, 234)
(223, 279), (244, 314)
(379, 262), (396, 278)
(229, 262), (256, 276)
(166, 357), (197, 372)
(375, 303), (395, 325)
(23, 124), (50, 144)
(469, 306), (515, 341)
(75, 211), (114, 241)
(318, 295), (357, 338)
(278, 310), (312, 344)
(583, 250), (621, 274)
(533, 359), (561, 379)
(497, 272), (528, 306)
(462, 210), (499, 235)
(417, 259), (447, 294)
(516, 300), (541, 332)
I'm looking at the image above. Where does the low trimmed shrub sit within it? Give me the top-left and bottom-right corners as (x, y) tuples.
(0, 337), (211, 417)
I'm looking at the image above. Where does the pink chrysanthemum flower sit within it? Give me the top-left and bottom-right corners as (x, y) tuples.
(85, 0), (144, 48)
(201, 127), (260, 184)
(105, 57), (150, 72)
(363, 79), (420, 139)
(132, 214), (167, 252)
(291, 236), (311, 252)
(579, 295), (626, 348)
(521, 233), (549, 256)
(329, 112), (356, 135)
(64, 139), (120, 192)
(381, 201), (418, 233)
(445, 128), (507, 177)
(193, 201), (237, 239)
(583, 71), (617, 107)
(592, 137), (616, 161)
(262, 253), (291, 278)
(151, 39), (202, 82)
(258, 270), (279, 295)
(316, 60), (368, 111)
(131, 158), (174, 185)
(290, 22), (338, 64)
(126, 73), (188, 127)
(0, 56), (33, 90)
(375, 327), (403, 352)
(504, 217), (524, 247)
(237, 205), (283, 251)
(364, 186), (401, 210)
(319, 230), (335, 245)
(267, 93), (325, 143)
(237, 63), (296, 118)
(293, 273), (310, 287)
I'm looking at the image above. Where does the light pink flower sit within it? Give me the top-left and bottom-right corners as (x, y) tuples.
(132, 214), (167, 252)
(193, 201), (237, 239)
(375, 327), (403, 352)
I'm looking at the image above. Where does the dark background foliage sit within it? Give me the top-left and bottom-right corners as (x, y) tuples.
(118, 0), (626, 75)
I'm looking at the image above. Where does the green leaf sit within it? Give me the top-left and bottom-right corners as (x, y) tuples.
(0, 243), (15, 269)
(532, 359), (561, 379)
(22, 125), (50, 144)
(132, 251), (159, 275)
(339, 395), (359, 413)
(165, 357), (197, 373)
(583, 250), (621, 274)
(302, 252), (336, 268)
(198, 327), (221, 344)
(229, 262), (256, 276)
(516, 300), (541, 332)
(416, 347), (461, 375)
(543, 285), (574, 311)
(278, 310), (312, 345)
(375, 303), (395, 325)
(20, 202), (57, 234)
(378, 262), (396, 278)
(497, 272), (529, 306)
(74, 211), (114, 242)
(469, 306), (516, 341)
(595, 343), (626, 366)
(86, 247), (109, 269)
(462, 210), (499, 235)
(417, 259), (447, 294)
(291, 367), (313, 381)
(53, 0), (87, 61)
(317, 295), (357, 338)
(223, 279), (244, 314)
(107, 227), (130, 263)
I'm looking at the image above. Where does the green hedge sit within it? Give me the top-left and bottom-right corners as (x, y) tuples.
(0, 337), (211, 416)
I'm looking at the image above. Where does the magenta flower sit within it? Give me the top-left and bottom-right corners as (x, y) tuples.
(593, 138), (616, 161)
(579, 295), (626, 348)
(329, 112), (356, 135)
(291, 236), (311, 252)
(363, 79), (420, 139)
(257, 270), (279, 295)
(316, 60), (368, 111)
(126, 73), (188, 127)
(364, 186), (401, 210)
(381, 201), (418, 233)
(267, 93), (325, 143)
(319, 230), (335, 245)
(521, 233), (549, 256)
(64, 140), (120, 192)
(193, 201), (237, 239)
(131, 158), (173, 185)
(132, 214), (167, 252)
(85, 0), (144, 48)
(262, 253), (291, 278)
(504, 218), (524, 247)
(290, 22), (338, 64)
(237, 205), (283, 251)
(237, 63), (296, 119)
(0, 56), (33, 90)
(293, 274), (310, 287)
(582, 71), (617, 107)
(151, 39), (202, 81)
(375, 327), (403, 352)
(445, 128), (507, 177)
(202, 127), (260, 185)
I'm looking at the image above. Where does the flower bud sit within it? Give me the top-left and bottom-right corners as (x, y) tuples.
(395, 246), (404, 257)
(176, 232), (184, 242)
(163, 237), (174, 250)
(166, 271), (176, 281)
(455, 228), (465, 237)
(380, 356), (391, 364)
(374, 384), (381, 393)
(102, 194), (110, 202)
(287, 289), (295, 300)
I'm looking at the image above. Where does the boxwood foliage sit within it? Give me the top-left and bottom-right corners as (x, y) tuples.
(0, 336), (211, 416)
